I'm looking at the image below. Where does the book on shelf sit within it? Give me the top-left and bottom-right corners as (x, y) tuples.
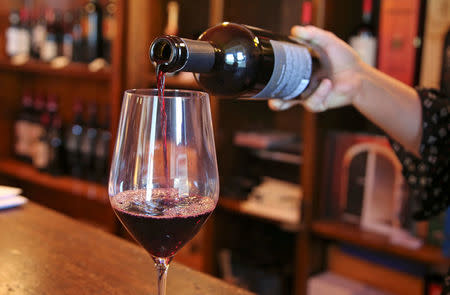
(233, 130), (301, 152)
(242, 177), (302, 225)
(419, 0), (450, 90)
(377, 0), (422, 85)
(307, 271), (393, 295)
(327, 245), (424, 295)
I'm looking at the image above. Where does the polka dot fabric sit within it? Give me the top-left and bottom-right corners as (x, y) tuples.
(389, 89), (449, 294)
(389, 89), (449, 220)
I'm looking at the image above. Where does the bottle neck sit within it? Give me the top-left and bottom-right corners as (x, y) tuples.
(362, 0), (373, 24)
(149, 36), (215, 73)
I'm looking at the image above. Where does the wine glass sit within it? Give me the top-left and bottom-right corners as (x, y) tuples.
(108, 89), (219, 295)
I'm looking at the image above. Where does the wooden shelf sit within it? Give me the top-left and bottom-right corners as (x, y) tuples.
(218, 197), (301, 232)
(0, 59), (112, 81)
(0, 158), (108, 204)
(312, 220), (450, 266)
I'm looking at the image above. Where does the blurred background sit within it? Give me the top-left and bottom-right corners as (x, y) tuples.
(0, 0), (449, 294)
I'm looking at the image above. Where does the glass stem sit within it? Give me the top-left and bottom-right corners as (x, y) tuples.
(154, 257), (172, 295)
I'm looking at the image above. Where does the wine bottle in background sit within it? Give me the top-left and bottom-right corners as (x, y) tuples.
(47, 115), (64, 176)
(65, 100), (84, 177)
(94, 106), (111, 183)
(18, 8), (31, 56)
(102, 0), (116, 63)
(441, 29), (450, 97)
(6, 10), (21, 57)
(31, 8), (47, 59)
(349, 0), (377, 67)
(46, 94), (59, 124)
(62, 11), (74, 60)
(32, 101), (51, 172)
(40, 9), (58, 62)
(72, 9), (84, 62)
(80, 103), (98, 180)
(301, 0), (312, 26)
(29, 93), (45, 150)
(54, 10), (64, 57)
(14, 91), (34, 162)
(84, 0), (103, 61)
(150, 22), (330, 100)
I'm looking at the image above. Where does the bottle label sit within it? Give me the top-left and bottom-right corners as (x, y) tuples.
(32, 140), (50, 169)
(15, 120), (31, 156)
(6, 27), (20, 56)
(41, 39), (58, 61)
(349, 35), (377, 67)
(253, 40), (312, 100)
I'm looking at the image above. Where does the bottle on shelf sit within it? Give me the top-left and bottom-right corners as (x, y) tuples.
(348, 0), (377, 67)
(102, 0), (116, 63)
(62, 11), (74, 60)
(80, 102), (98, 180)
(40, 9), (58, 62)
(149, 22), (330, 100)
(84, 0), (103, 62)
(6, 10), (21, 57)
(301, 0), (312, 26)
(32, 98), (52, 172)
(94, 106), (112, 183)
(18, 7), (32, 57)
(14, 91), (34, 162)
(65, 100), (84, 177)
(31, 8), (47, 59)
(47, 115), (64, 176)
(29, 93), (45, 149)
(72, 9), (84, 63)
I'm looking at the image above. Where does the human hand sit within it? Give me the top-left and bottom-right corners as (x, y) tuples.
(269, 25), (365, 112)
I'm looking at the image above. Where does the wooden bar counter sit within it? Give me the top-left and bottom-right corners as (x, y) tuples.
(0, 202), (253, 295)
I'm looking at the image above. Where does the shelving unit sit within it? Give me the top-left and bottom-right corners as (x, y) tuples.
(0, 59), (112, 81)
(0, 0), (443, 295)
(0, 0), (126, 232)
(218, 197), (302, 232)
(312, 220), (450, 266)
(0, 159), (108, 203)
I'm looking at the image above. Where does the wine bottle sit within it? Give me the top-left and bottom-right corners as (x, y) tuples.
(62, 11), (74, 60)
(102, 0), (116, 63)
(348, 0), (377, 67)
(80, 103), (98, 180)
(149, 22), (330, 100)
(6, 10), (21, 57)
(14, 92), (34, 162)
(94, 106), (111, 183)
(72, 9), (84, 62)
(31, 8), (47, 59)
(18, 8), (31, 56)
(40, 9), (58, 62)
(65, 100), (84, 177)
(32, 102), (51, 172)
(301, 0), (312, 26)
(84, 0), (103, 62)
(47, 115), (64, 176)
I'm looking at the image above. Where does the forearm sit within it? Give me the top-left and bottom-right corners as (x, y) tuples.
(353, 63), (422, 156)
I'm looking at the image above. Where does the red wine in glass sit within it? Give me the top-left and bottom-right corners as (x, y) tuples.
(112, 189), (214, 258)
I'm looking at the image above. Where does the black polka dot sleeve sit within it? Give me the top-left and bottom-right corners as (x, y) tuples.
(389, 88), (449, 220)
